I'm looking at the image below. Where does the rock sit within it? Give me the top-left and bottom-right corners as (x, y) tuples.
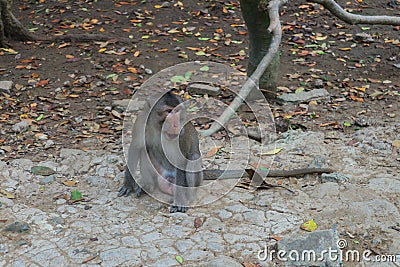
(12, 120), (29, 133)
(44, 140), (55, 149)
(277, 89), (330, 103)
(276, 230), (341, 266)
(3, 221), (30, 233)
(55, 198), (67, 205)
(0, 81), (13, 94)
(187, 83), (221, 96)
(321, 172), (350, 183)
(204, 256), (242, 267)
(161, 1), (171, 7)
(367, 177), (400, 193)
(314, 79), (324, 88)
(40, 175), (55, 185)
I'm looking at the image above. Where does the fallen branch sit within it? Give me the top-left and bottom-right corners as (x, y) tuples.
(200, 0), (287, 136)
(310, 0), (400, 26)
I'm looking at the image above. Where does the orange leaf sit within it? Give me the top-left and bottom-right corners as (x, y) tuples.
(205, 146), (221, 158)
(58, 43), (71, 49)
(128, 67), (139, 74)
(35, 80), (49, 87)
(157, 48), (168, 52)
(319, 122), (338, 127)
(186, 47), (202, 51)
(270, 236), (282, 241)
(19, 59), (33, 63)
(349, 94), (364, 102)
(339, 47), (351, 51)
(15, 65), (26, 69)
(62, 181), (77, 187)
(215, 28), (223, 33)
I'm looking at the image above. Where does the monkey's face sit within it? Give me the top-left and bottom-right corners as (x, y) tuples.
(161, 106), (184, 140)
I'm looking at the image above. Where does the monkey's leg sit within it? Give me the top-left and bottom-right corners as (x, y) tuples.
(118, 166), (142, 197)
(170, 169), (190, 213)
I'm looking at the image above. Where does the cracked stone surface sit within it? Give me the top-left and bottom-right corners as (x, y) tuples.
(0, 127), (399, 266)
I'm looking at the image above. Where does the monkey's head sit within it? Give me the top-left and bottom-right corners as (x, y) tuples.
(149, 91), (186, 140)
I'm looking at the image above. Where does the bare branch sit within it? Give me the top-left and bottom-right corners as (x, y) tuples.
(310, 0), (400, 26)
(200, 0), (287, 136)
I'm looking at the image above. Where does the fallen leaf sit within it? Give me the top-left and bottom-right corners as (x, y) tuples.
(205, 146), (221, 158)
(300, 219), (318, 232)
(31, 166), (56, 176)
(0, 189), (15, 199)
(259, 148), (283, 155)
(392, 140), (400, 147)
(194, 217), (204, 229)
(71, 189), (82, 200)
(63, 181), (77, 187)
(175, 255), (183, 265)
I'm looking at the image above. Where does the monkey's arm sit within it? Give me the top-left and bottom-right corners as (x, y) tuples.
(118, 111), (146, 197)
(203, 168), (335, 180)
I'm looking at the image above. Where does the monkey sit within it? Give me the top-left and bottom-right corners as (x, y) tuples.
(118, 91), (203, 213)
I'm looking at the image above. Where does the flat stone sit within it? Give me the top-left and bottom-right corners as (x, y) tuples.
(204, 256), (242, 267)
(12, 121), (29, 133)
(367, 177), (400, 193)
(187, 83), (220, 96)
(100, 248), (141, 266)
(276, 230), (341, 267)
(278, 89), (330, 103)
(0, 81), (13, 94)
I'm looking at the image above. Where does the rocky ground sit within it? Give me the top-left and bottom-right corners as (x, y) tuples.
(0, 0), (399, 266)
(1, 126), (399, 266)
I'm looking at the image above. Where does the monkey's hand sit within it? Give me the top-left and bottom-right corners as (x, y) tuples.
(170, 205), (188, 213)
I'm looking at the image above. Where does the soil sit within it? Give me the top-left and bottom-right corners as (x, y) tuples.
(0, 0), (399, 161)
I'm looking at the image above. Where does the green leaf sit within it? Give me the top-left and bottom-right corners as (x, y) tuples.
(184, 71), (192, 80)
(199, 66), (209, 72)
(175, 255), (183, 264)
(36, 114), (44, 121)
(106, 73), (117, 79)
(198, 37), (210, 41)
(170, 75), (186, 83)
(343, 122), (351, 127)
(186, 106), (199, 112)
(31, 166), (56, 176)
(231, 40), (243, 44)
(141, 35), (150, 39)
(295, 87), (305, 93)
(195, 51), (206, 56)
(71, 189), (82, 200)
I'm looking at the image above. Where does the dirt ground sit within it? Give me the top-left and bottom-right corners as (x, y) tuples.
(0, 0), (399, 160)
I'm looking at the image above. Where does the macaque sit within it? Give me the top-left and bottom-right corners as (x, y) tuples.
(118, 91), (203, 213)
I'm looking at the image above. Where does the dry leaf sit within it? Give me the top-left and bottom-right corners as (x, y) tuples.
(205, 146), (221, 158)
(0, 189), (15, 199)
(62, 181), (77, 187)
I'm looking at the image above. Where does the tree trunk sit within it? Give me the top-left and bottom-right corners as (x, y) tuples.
(240, 0), (280, 100)
(0, 0), (35, 47)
